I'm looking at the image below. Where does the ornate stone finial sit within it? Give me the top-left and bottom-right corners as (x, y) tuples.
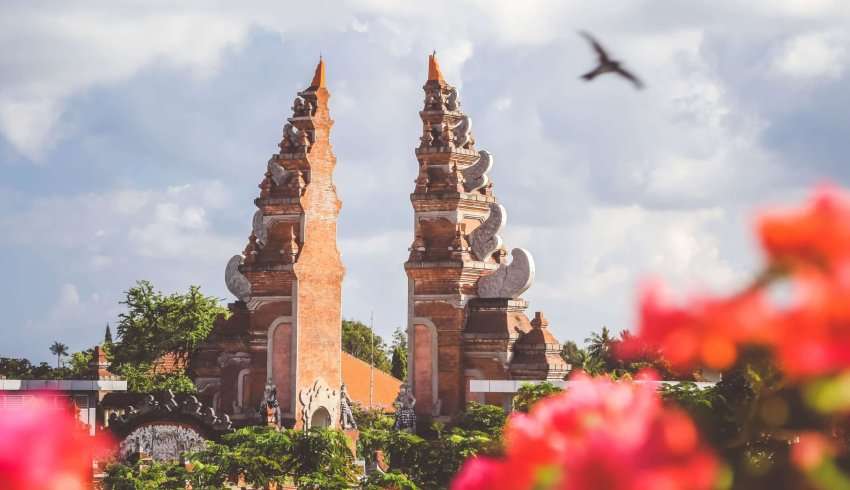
(420, 121), (434, 148)
(462, 150), (493, 193)
(427, 52), (444, 82)
(252, 211), (267, 248)
(285, 230), (300, 263)
(225, 255), (252, 302)
(469, 203), (505, 261)
(310, 57), (326, 89)
(243, 234), (259, 265)
(409, 233), (426, 261)
(267, 157), (289, 186)
(298, 128), (312, 150)
(477, 248), (535, 299)
(532, 311), (549, 329)
(289, 169), (306, 196)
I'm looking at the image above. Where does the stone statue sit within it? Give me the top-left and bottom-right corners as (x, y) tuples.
(462, 150), (493, 193)
(280, 123), (300, 151)
(477, 248), (536, 299)
(393, 383), (417, 432)
(445, 86), (459, 111)
(452, 115), (472, 148)
(339, 383), (357, 430)
(260, 381), (281, 427)
(225, 255), (252, 302)
(469, 202), (505, 261)
(267, 157), (289, 186)
(251, 210), (267, 248)
(292, 96), (309, 117)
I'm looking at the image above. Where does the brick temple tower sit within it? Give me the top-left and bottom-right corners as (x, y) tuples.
(406, 54), (567, 417)
(193, 59), (345, 429)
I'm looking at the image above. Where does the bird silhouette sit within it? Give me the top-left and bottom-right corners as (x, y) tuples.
(579, 31), (644, 89)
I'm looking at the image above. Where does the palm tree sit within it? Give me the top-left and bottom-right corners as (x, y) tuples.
(49, 341), (69, 368)
(585, 326), (615, 365)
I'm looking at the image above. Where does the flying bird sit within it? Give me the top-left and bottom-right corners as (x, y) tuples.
(579, 31), (644, 89)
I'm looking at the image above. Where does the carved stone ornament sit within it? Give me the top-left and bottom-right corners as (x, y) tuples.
(195, 378), (221, 395)
(445, 86), (460, 112)
(291, 96), (314, 117)
(119, 424), (207, 461)
(477, 248), (536, 299)
(252, 211), (267, 248)
(217, 351), (252, 369)
(469, 202), (505, 261)
(298, 378), (340, 429)
(267, 158), (289, 186)
(225, 255), (252, 302)
(280, 123), (299, 151)
(452, 114), (473, 148)
(462, 150), (493, 193)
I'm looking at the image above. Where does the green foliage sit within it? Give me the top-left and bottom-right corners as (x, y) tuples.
(111, 280), (226, 372)
(352, 403), (394, 432)
(342, 319), (392, 373)
(49, 340), (68, 368)
(359, 416), (500, 489)
(512, 382), (563, 413)
(0, 349), (92, 380)
(362, 470), (420, 490)
(120, 364), (197, 394)
(390, 328), (409, 381)
(103, 459), (218, 490)
(455, 402), (507, 439)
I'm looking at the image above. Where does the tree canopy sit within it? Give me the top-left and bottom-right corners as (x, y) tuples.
(342, 319), (392, 374)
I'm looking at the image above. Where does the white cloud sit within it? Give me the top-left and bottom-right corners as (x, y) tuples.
(773, 31), (846, 79)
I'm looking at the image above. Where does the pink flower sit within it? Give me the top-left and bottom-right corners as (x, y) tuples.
(452, 374), (718, 490)
(0, 393), (113, 490)
(632, 282), (775, 372)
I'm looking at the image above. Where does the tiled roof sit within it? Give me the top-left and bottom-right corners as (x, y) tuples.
(341, 352), (402, 413)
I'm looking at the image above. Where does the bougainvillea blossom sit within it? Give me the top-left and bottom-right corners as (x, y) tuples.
(452, 374), (718, 490)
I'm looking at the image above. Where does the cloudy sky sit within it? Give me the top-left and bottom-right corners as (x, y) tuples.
(2, 1), (849, 363)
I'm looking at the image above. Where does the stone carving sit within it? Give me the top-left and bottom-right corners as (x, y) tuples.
(195, 378), (220, 395)
(452, 114), (473, 148)
(291, 96), (315, 117)
(252, 211), (267, 248)
(299, 378), (339, 429)
(420, 121), (434, 148)
(393, 382), (417, 432)
(260, 381), (281, 427)
(477, 248), (536, 299)
(339, 383), (356, 430)
(119, 424), (207, 461)
(267, 158), (289, 186)
(445, 86), (459, 111)
(225, 255), (252, 302)
(469, 202), (505, 261)
(424, 87), (443, 110)
(217, 351), (252, 369)
(280, 123), (300, 151)
(462, 150), (493, 193)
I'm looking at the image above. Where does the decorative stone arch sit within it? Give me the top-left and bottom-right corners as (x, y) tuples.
(409, 317), (439, 415)
(298, 378), (339, 430)
(309, 406), (332, 428)
(267, 315), (295, 416)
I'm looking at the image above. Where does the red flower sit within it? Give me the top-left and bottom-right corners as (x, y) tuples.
(771, 268), (850, 378)
(632, 282), (774, 371)
(758, 185), (850, 272)
(0, 393), (113, 490)
(452, 374), (718, 490)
